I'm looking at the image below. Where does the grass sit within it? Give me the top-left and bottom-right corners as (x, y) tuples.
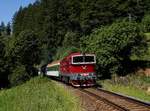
(0, 77), (80, 111)
(98, 74), (150, 102)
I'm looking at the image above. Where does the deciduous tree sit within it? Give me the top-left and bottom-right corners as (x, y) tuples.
(82, 21), (147, 77)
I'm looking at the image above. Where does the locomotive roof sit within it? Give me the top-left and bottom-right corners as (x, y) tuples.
(47, 52), (95, 66)
(68, 52), (95, 57)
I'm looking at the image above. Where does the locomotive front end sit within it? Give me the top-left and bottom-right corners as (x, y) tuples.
(69, 53), (97, 87)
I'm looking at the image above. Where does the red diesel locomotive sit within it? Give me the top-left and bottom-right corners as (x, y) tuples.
(45, 52), (96, 87)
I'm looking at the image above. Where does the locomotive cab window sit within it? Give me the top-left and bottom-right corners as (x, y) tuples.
(85, 56), (94, 62)
(73, 56), (83, 63)
(72, 55), (96, 64)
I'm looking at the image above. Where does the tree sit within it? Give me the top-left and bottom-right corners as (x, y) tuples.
(62, 31), (81, 47)
(12, 7), (25, 36)
(0, 36), (9, 88)
(54, 46), (80, 60)
(82, 21), (147, 77)
(6, 22), (11, 35)
(8, 30), (41, 66)
(5, 30), (41, 86)
(0, 22), (5, 36)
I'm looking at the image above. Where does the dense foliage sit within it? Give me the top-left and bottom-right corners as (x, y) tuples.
(82, 21), (147, 77)
(5, 30), (41, 86)
(0, 36), (9, 88)
(142, 14), (150, 32)
(8, 65), (28, 86)
(0, 0), (150, 87)
(7, 30), (41, 66)
(0, 22), (11, 36)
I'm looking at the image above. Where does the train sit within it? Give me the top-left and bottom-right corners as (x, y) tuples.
(41, 52), (97, 87)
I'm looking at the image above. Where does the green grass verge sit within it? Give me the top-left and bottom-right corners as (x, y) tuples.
(100, 81), (150, 102)
(98, 75), (150, 102)
(0, 77), (80, 111)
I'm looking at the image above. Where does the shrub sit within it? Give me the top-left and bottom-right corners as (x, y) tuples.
(8, 65), (29, 86)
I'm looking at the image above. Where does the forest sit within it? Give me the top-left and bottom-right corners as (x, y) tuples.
(1, 0), (150, 88)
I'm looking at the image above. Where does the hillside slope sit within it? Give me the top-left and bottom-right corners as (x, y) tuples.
(0, 77), (80, 111)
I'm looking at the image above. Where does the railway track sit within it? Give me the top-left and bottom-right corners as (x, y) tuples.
(79, 88), (128, 111)
(81, 87), (150, 111)
(55, 80), (150, 111)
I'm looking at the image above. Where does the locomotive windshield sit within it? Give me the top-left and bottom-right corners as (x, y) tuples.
(73, 56), (84, 63)
(72, 55), (95, 64)
(85, 56), (95, 62)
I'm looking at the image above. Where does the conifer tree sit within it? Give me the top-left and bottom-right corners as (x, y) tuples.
(0, 22), (5, 36)
(6, 22), (11, 35)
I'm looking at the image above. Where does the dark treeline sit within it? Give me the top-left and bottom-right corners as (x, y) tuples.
(0, 0), (150, 88)
(13, 0), (150, 44)
(12, 0), (150, 61)
(0, 22), (11, 36)
(13, 0), (150, 36)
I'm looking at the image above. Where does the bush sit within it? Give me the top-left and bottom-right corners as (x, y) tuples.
(83, 21), (147, 77)
(8, 65), (29, 86)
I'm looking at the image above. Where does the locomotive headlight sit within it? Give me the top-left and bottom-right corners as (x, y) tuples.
(89, 73), (93, 76)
